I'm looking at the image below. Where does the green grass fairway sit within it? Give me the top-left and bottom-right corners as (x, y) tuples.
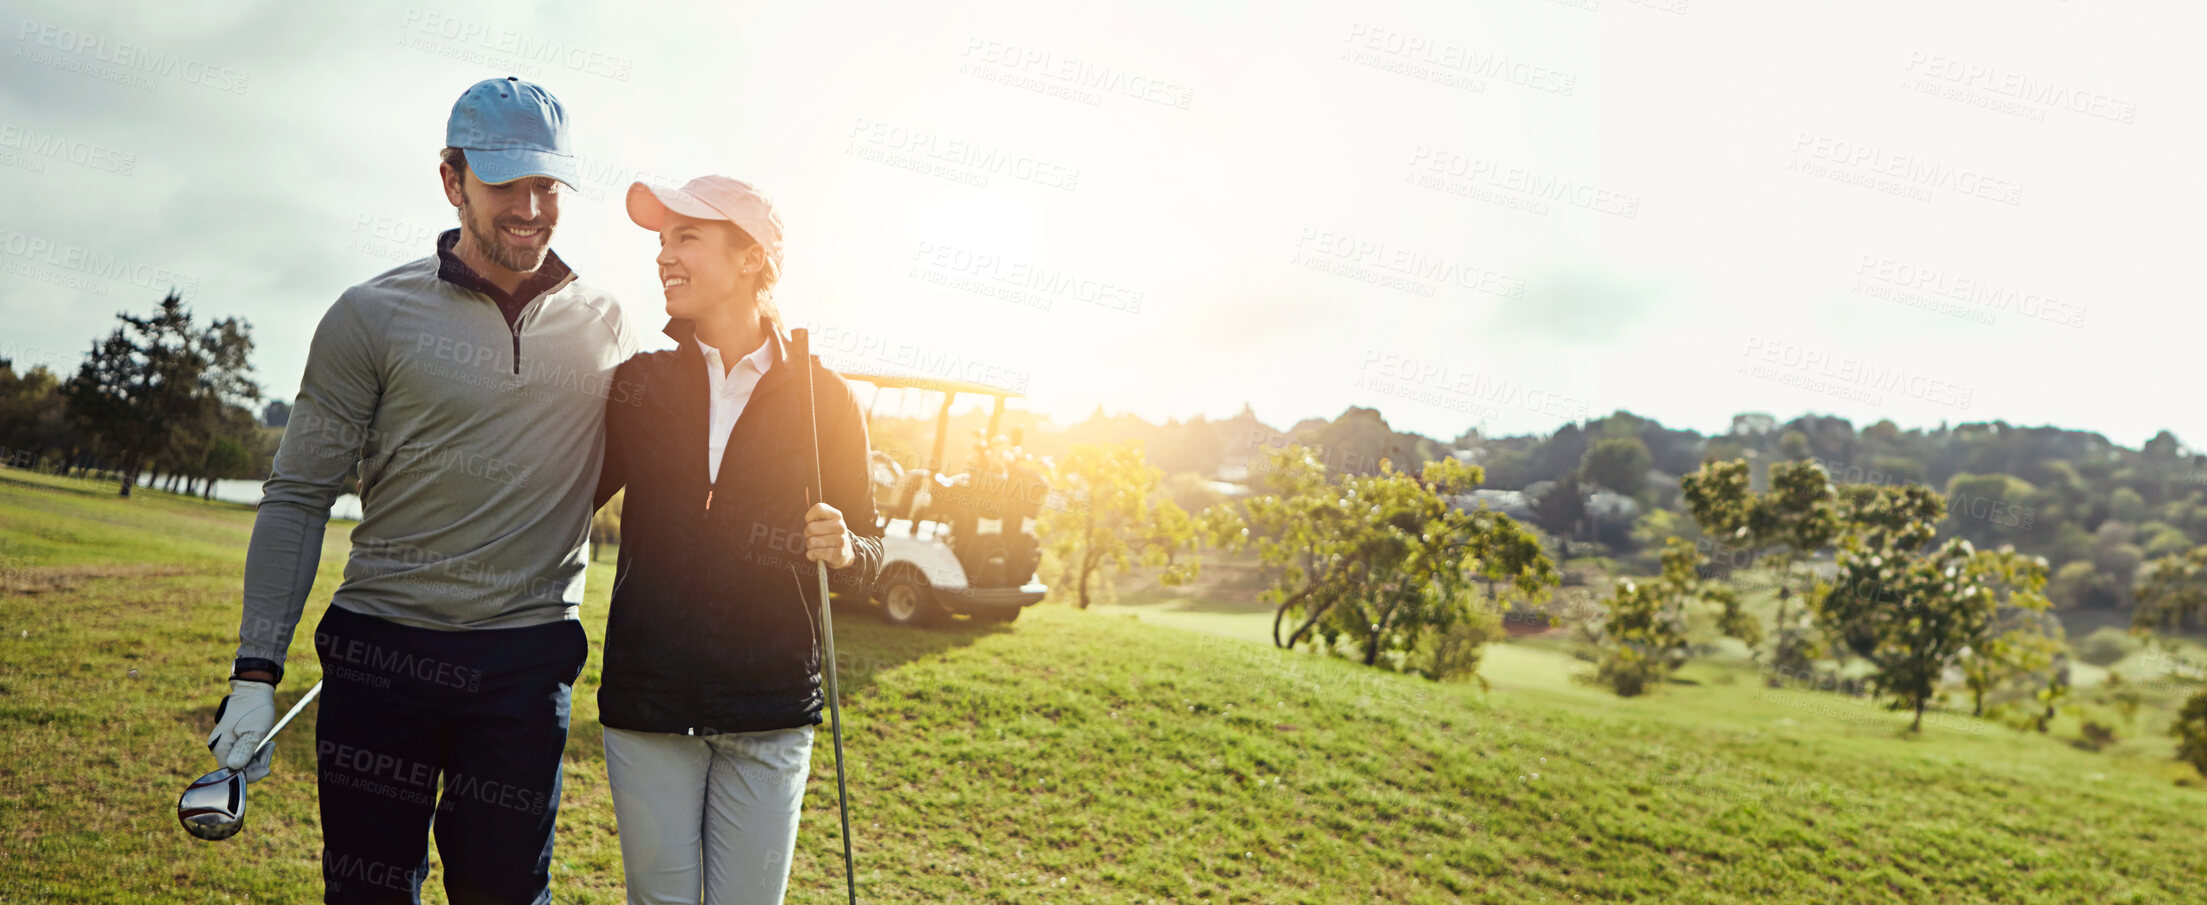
(3, 468), (2204, 903)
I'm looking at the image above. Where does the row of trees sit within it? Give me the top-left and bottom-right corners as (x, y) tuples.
(1571, 453), (2207, 770)
(1496, 411), (2207, 620)
(1032, 439), (2144, 735)
(1581, 457), (2061, 732)
(1001, 412), (2207, 771)
(0, 292), (269, 498)
(1037, 393), (2207, 627)
(1039, 440), (1560, 683)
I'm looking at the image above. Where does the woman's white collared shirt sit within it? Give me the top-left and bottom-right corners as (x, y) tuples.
(696, 335), (774, 483)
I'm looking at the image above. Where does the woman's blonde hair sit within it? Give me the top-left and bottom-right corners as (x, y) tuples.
(729, 223), (784, 337)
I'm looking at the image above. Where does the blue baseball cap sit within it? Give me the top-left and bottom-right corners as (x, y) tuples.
(445, 77), (578, 187)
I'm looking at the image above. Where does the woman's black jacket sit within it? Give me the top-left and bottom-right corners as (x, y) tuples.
(592, 318), (884, 735)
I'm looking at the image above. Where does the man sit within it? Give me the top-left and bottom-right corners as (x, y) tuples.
(202, 77), (636, 903)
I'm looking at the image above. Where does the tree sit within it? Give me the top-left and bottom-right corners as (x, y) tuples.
(1957, 607), (2065, 718)
(63, 293), (258, 497)
(2173, 689), (2207, 779)
(1680, 458), (1753, 544)
(1748, 460), (1841, 633)
(200, 436), (252, 500)
(592, 489), (624, 561)
(1778, 429), (1812, 461)
(1038, 442), (1202, 609)
(1581, 436), (1652, 498)
(2133, 545), (2207, 634)
(2032, 653), (2072, 734)
(1531, 473), (1587, 548)
(0, 362), (69, 465)
(1818, 482), (1948, 663)
(1940, 472), (2037, 548)
(2109, 486), (2147, 524)
(1816, 487), (2053, 732)
(1210, 444), (1559, 675)
(1680, 458), (1839, 664)
(1580, 537), (1759, 696)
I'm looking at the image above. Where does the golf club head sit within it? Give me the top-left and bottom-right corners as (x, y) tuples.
(178, 766), (247, 841)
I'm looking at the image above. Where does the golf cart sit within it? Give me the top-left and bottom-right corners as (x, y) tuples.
(841, 371), (1051, 626)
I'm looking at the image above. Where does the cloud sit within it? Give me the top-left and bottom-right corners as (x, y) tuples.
(1486, 266), (1666, 344)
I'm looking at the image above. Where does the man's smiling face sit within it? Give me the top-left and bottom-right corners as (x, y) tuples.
(445, 162), (563, 275)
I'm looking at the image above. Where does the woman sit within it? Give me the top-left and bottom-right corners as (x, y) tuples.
(592, 175), (884, 904)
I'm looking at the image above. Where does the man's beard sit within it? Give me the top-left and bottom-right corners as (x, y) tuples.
(458, 198), (552, 274)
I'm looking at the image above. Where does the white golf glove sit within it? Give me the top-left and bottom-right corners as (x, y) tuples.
(207, 679), (277, 783)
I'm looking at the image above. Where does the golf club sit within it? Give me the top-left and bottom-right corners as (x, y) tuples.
(177, 680), (323, 841)
(794, 327), (860, 905)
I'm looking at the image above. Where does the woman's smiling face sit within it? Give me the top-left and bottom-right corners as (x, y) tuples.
(656, 211), (765, 320)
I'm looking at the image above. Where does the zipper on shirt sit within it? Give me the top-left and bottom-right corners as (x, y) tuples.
(703, 488), (714, 520)
(510, 289), (550, 376)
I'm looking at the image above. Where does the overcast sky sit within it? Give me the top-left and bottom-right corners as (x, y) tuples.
(2, 0), (2199, 449)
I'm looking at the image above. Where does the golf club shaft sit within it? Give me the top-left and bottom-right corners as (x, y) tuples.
(251, 680), (323, 761)
(794, 328), (860, 905)
(817, 558), (857, 904)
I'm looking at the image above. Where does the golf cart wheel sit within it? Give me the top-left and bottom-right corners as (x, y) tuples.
(878, 573), (947, 627)
(972, 606), (1021, 624)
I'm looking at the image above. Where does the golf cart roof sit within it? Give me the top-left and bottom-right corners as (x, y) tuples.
(839, 371), (1024, 399)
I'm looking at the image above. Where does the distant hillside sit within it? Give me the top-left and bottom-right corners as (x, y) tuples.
(864, 398), (2207, 621)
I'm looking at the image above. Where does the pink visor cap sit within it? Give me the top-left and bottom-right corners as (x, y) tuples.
(626, 175), (785, 269)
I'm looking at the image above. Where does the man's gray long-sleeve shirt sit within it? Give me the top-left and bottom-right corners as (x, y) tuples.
(237, 237), (638, 666)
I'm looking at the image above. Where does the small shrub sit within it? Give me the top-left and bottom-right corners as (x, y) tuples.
(1584, 642), (1664, 697)
(2072, 628), (2138, 667)
(590, 489), (624, 561)
(1415, 614), (1504, 686)
(2075, 720), (2117, 752)
(2174, 689), (2207, 779)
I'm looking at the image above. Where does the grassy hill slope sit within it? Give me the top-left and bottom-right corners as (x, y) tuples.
(1, 468), (2201, 903)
